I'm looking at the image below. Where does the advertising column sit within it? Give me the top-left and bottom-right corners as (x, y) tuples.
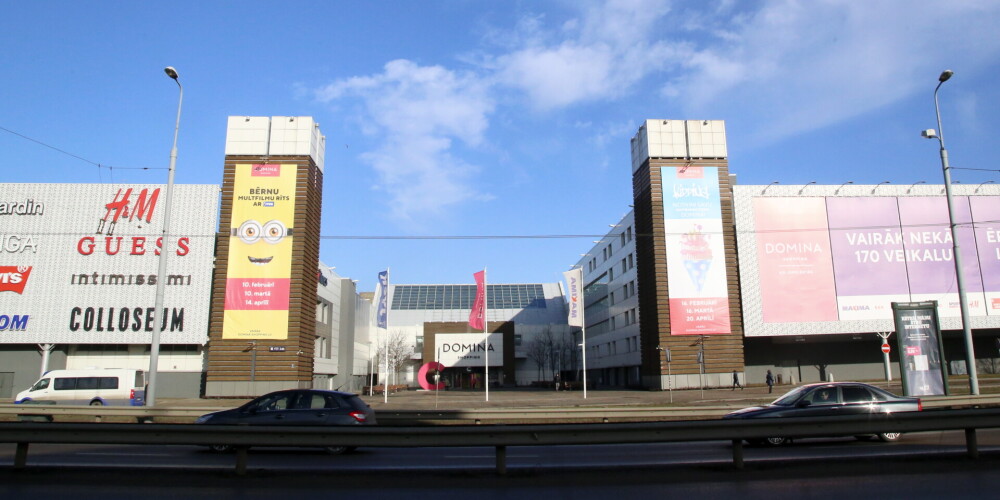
(892, 301), (948, 396)
(222, 164), (296, 340)
(661, 166), (731, 334)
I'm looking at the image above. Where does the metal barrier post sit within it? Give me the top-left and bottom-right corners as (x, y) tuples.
(235, 446), (249, 476)
(731, 439), (744, 470)
(496, 445), (507, 475)
(965, 428), (979, 459)
(14, 442), (29, 469)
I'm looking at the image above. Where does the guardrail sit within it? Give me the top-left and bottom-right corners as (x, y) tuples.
(2, 407), (999, 476)
(2, 393), (999, 425)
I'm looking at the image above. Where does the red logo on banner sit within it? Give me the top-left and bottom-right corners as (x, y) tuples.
(676, 166), (704, 179)
(0, 266), (32, 294)
(251, 164), (281, 177)
(905, 345), (922, 356)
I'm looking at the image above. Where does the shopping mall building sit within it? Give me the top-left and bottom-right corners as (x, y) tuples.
(2, 117), (998, 399)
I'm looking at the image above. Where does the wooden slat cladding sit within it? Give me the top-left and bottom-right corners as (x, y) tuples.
(634, 160), (744, 381)
(205, 157), (323, 389)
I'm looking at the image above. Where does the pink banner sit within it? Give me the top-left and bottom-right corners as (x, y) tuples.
(224, 278), (291, 310)
(754, 198), (838, 322)
(469, 270), (485, 330)
(669, 297), (730, 335)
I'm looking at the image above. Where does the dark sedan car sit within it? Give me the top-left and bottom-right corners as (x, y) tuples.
(724, 382), (922, 446)
(195, 389), (377, 454)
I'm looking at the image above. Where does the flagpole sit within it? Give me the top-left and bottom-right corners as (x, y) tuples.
(384, 267), (390, 404)
(484, 266), (489, 403)
(581, 321), (588, 399)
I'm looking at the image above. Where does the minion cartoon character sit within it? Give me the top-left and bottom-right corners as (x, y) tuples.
(232, 218), (293, 268)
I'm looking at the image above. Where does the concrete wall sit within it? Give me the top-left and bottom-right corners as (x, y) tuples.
(0, 346), (67, 399)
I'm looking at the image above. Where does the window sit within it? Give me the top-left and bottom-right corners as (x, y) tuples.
(621, 258), (627, 274)
(628, 254), (634, 269)
(54, 378), (77, 390)
(514, 334), (523, 347)
(627, 227), (633, 242)
(842, 385), (873, 403)
(620, 233), (626, 246)
(415, 335), (424, 351)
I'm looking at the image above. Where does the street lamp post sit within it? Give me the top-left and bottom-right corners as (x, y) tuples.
(147, 66), (183, 406)
(925, 69), (979, 395)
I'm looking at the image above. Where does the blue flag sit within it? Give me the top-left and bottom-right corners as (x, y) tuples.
(376, 270), (388, 328)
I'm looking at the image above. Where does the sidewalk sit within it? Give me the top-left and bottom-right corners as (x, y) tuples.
(356, 384), (779, 411)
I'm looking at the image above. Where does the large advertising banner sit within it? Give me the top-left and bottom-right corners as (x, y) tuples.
(435, 333), (502, 367)
(747, 194), (998, 329)
(222, 164), (296, 339)
(971, 197), (1000, 316)
(899, 197), (984, 317)
(661, 166), (731, 335)
(0, 183), (217, 344)
(827, 197), (911, 320)
(893, 301), (947, 396)
(754, 197), (838, 322)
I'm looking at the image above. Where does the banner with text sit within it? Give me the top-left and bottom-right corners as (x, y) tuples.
(752, 195), (1000, 329)
(223, 164), (296, 339)
(661, 166), (731, 335)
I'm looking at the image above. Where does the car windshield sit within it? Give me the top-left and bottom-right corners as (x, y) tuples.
(771, 386), (810, 406)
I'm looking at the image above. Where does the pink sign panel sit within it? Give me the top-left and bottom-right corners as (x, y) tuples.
(224, 278), (291, 310)
(754, 198), (838, 322)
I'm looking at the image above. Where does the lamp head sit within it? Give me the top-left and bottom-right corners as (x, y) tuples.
(938, 70), (953, 83)
(164, 66), (179, 80)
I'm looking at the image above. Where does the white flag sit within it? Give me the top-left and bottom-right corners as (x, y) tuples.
(563, 267), (584, 327)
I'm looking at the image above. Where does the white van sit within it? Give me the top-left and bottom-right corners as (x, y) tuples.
(15, 368), (146, 406)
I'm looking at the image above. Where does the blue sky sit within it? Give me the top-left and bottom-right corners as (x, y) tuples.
(4, 1), (1000, 290)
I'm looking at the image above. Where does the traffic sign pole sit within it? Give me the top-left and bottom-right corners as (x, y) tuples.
(877, 332), (893, 382)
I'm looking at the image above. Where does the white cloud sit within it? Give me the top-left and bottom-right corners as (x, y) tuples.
(315, 60), (495, 227)
(664, 0), (1000, 144)
(494, 0), (682, 110)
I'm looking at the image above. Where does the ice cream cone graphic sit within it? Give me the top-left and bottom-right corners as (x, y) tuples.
(680, 225), (712, 292)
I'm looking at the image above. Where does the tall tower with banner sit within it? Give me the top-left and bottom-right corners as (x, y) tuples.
(630, 120), (744, 390)
(205, 116), (326, 397)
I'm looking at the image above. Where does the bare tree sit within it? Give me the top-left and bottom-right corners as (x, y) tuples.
(525, 333), (550, 382)
(374, 329), (413, 387)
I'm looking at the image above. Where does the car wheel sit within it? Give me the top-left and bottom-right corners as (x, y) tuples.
(89, 400), (104, 406)
(208, 444), (234, 453)
(324, 445), (354, 455)
(764, 437), (789, 446)
(877, 432), (901, 442)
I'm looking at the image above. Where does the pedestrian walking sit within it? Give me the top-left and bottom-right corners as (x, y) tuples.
(732, 370), (743, 390)
(765, 369), (775, 393)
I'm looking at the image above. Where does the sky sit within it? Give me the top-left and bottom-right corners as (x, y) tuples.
(3, 1), (1000, 291)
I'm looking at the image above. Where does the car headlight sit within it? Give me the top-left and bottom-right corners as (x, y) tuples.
(194, 414), (213, 424)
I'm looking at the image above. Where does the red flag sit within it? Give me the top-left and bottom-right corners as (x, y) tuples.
(469, 270), (486, 330)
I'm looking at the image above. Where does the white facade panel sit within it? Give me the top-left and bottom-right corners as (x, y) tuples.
(224, 116), (326, 172)
(0, 183), (218, 344)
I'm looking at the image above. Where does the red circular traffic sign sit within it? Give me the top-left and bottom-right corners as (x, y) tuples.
(881, 343), (891, 354)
